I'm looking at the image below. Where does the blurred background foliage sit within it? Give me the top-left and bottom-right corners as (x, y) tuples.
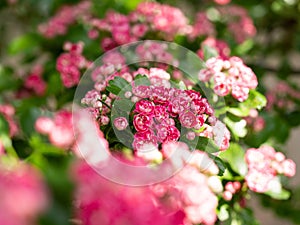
(1, 0), (300, 225)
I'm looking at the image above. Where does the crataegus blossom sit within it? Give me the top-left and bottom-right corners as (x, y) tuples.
(245, 146), (296, 193)
(199, 56), (258, 101)
(38, 1), (91, 38)
(56, 42), (89, 88)
(35, 110), (74, 149)
(214, 0), (231, 5)
(73, 161), (185, 225)
(0, 162), (48, 225)
(113, 117), (128, 131)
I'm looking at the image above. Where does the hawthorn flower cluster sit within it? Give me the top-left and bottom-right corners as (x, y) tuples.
(151, 141), (221, 225)
(222, 181), (241, 201)
(56, 42), (90, 88)
(35, 110), (74, 149)
(131, 85), (215, 152)
(199, 56), (258, 101)
(217, 5), (256, 43)
(266, 81), (300, 112)
(22, 66), (47, 97)
(197, 37), (231, 60)
(0, 162), (48, 225)
(38, 1), (91, 38)
(245, 145), (296, 193)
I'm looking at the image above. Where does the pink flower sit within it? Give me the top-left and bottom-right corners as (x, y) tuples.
(73, 160), (185, 225)
(35, 111), (74, 149)
(200, 56), (258, 102)
(24, 74), (47, 96)
(0, 162), (48, 225)
(131, 24), (148, 37)
(132, 85), (151, 98)
(179, 111), (197, 128)
(113, 117), (128, 131)
(245, 146), (296, 193)
(35, 117), (54, 135)
(133, 113), (152, 132)
(134, 100), (155, 115)
(56, 42), (88, 88)
(214, 0), (231, 5)
(282, 159), (296, 177)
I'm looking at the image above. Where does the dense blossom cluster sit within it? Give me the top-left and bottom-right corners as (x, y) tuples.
(189, 12), (215, 40)
(217, 5), (256, 43)
(197, 37), (231, 60)
(73, 160), (185, 225)
(131, 85), (216, 152)
(35, 110), (74, 149)
(222, 181), (241, 201)
(0, 162), (48, 225)
(152, 141), (221, 225)
(20, 66), (47, 97)
(199, 56), (258, 101)
(73, 136), (221, 225)
(244, 109), (265, 132)
(39, 1), (256, 53)
(245, 145), (296, 193)
(266, 81), (300, 112)
(56, 42), (90, 87)
(38, 1), (91, 38)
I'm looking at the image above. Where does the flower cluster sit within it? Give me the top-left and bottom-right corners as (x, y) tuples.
(222, 181), (241, 201)
(56, 42), (89, 87)
(0, 161), (48, 225)
(197, 37), (230, 60)
(87, 1), (190, 50)
(216, 5), (256, 43)
(131, 84), (215, 152)
(152, 142), (220, 225)
(266, 81), (300, 112)
(135, 41), (178, 68)
(244, 109), (265, 132)
(133, 2), (190, 39)
(21, 65), (47, 97)
(73, 160), (185, 225)
(35, 110), (74, 149)
(189, 12), (215, 40)
(245, 145), (296, 193)
(199, 56), (258, 102)
(38, 1), (91, 38)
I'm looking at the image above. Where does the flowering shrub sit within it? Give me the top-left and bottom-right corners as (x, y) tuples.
(0, 0), (300, 225)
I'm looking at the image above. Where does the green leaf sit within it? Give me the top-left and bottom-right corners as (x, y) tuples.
(8, 33), (40, 55)
(224, 116), (247, 138)
(219, 143), (248, 176)
(208, 154), (227, 176)
(203, 45), (219, 61)
(134, 74), (151, 86)
(106, 77), (130, 95)
(47, 72), (64, 95)
(218, 204), (230, 221)
(0, 114), (9, 135)
(29, 135), (65, 156)
(0, 66), (21, 92)
(240, 90), (267, 110)
(227, 106), (250, 117)
(265, 188), (291, 200)
(195, 136), (220, 153)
